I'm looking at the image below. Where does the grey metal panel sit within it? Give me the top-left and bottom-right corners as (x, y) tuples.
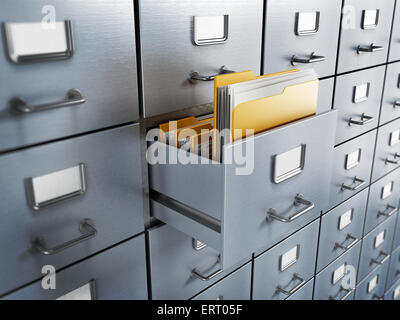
(148, 224), (251, 300)
(328, 130), (376, 211)
(253, 220), (319, 300)
(0, 124), (144, 295)
(337, 0), (395, 74)
(365, 169), (400, 234)
(317, 78), (334, 114)
(384, 278), (400, 300)
(333, 66), (385, 145)
(263, 0), (341, 78)
(355, 259), (390, 300)
(393, 213), (400, 251)
(358, 215), (397, 282)
(314, 241), (361, 300)
(372, 119), (400, 182)
(380, 63), (400, 126)
(386, 246), (400, 290)
(285, 278), (314, 300)
(318, 189), (368, 272)
(192, 263), (251, 300)
(389, 1), (400, 62)
(140, 0), (263, 117)
(0, 0), (139, 152)
(2, 235), (148, 300)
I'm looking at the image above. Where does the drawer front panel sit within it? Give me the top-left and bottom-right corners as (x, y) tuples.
(2, 235), (147, 300)
(355, 259), (390, 300)
(380, 63), (400, 125)
(0, 0), (139, 151)
(0, 124), (144, 295)
(140, 0), (263, 117)
(333, 66), (385, 145)
(318, 189), (368, 272)
(393, 214), (400, 251)
(389, 2), (400, 62)
(317, 78), (335, 114)
(285, 278), (314, 300)
(387, 246), (400, 290)
(253, 220), (319, 300)
(263, 0), (341, 78)
(337, 0), (395, 73)
(385, 278), (400, 300)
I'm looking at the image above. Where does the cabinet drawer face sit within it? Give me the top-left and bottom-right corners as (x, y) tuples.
(285, 278), (314, 300)
(0, 0), (139, 151)
(253, 220), (319, 300)
(380, 63), (400, 125)
(318, 189), (368, 272)
(333, 66), (385, 145)
(314, 241), (361, 300)
(337, 0), (395, 73)
(2, 235), (147, 300)
(358, 215), (397, 282)
(140, 0), (263, 117)
(0, 125), (144, 295)
(148, 224), (251, 300)
(355, 259), (390, 300)
(372, 119), (400, 182)
(317, 78), (335, 114)
(263, 0), (341, 78)
(329, 131), (376, 210)
(365, 168), (400, 235)
(385, 278), (400, 300)
(192, 263), (251, 300)
(389, 3), (400, 62)
(387, 246), (400, 291)
(393, 215), (400, 251)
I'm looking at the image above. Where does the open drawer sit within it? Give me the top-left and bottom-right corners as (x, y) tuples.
(149, 110), (337, 270)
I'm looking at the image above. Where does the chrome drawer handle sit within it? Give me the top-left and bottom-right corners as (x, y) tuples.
(32, 219), (97, 255)
(10, 89), (85, 114)
(372, 294), (384, 300)
(378, 204), (398, 217)
(341, 177), (366, 191)
(394, 101), (400, 108)
(189, 66), (234, 83)
(276, 274), (306, 296)
(267, 194), (314, 223)
(348, 113), (374, 126)
(335, 234), (358, 251)
(357, 44), (384, 54)
(291, 52), (326, 66)
(385, 153), (400, 165)
(191, 256), (223, 281)
(329, 286), (353, 300)
(371, 251), (390, 266)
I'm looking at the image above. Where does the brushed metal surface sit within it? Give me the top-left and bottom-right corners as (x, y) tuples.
(380, 62), (400, 126)
(389, 1), (400, 62)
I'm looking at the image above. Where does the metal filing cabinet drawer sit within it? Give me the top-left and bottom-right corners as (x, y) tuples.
(263, 0), (341, 78)
(0, 0), (139, 151)
(149, 224), (251, 300)
(365, 168), (400, 235)
(314, 241), (361, 300)
(285, 278), (314, 300)
(380, 63), (400, 126)
(386, 246), (400, 291)
(192, 263), (251, 300)
(140, 0), (263, 117)
(385, 278), (400, 300)
(328, 130), (376, 211)
(389, 2), (400, 62)
(0, 124), (144, 295)
(358, 215), (397, 282)
(2, 235), (148, 300)
(150, 111), (337, 270)
(337, 0), (395, 74)
(317, 189), (368, 272)
(355, 260), (390, 300)
(393, 214), (400, 251)
(317, 78), (335, 114)
(253, 220), (319, 300)
(333, 66), (385, 145)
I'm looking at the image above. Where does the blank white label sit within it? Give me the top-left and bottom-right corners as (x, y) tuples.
(193, 15), (228, 45)
(296, 12), (320, 35)
(346, 149), (361, 170)
(368, 275), (379, 293)
(339, 209), (353, 230)
(381, 182), (394, 200)
(333, 264), (346, 284)
(274, 145), (305, 183)
(375, 231), (386, 248)
(354, 83), (370, 103)
(390, 130), (400, 146)
(394, 285), (400, 299)
(363, 10), (379, 29)
(57, 283), (93, 300)
(280, 246), (299, 271)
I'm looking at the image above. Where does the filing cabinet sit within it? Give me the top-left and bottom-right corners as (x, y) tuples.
(386, 246), (400, 291)
(2, 235), (148, 300)
(333, 66), (385, 145)
(317, 189), (367, 272)
(380, 62), (400, 126)
(285, 278), (314, 300)
(192, 263), (251, 300)
(355, 259), (390, 300)
(389, 1), (400, 62)
(358, 215), (396, 282)
(139, 0), (263, 117)
(0, 124), (144, 295)
(317, 78), (335, 114)
(385, 278), (400, 300)
(365, 168), (400, 235)
(263, 0), (341, 78)
(252, 220), (319, 300)
(314, 241), (361, 300)
(328, 130), (376, 211)
(0, 0), (139, 151)
(337, 0), (395, 74)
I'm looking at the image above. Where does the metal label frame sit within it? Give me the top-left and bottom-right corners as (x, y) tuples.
(295, 11), (320, 36)
(193, 15), (229, 46)
(273, 144), (306, 184)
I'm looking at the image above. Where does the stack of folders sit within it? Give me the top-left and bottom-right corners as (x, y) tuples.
(159, 68), (319, 161)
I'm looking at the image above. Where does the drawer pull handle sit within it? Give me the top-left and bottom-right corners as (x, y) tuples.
(357, 44), (384, 54)
(394, 101), (400, 108)
(371, 251), (390, 266)
(32, 219), (97, 255)
(385, 153), (400, 165)
(378, 204), (398, 217)
(348, 113), (374, 126)
(335, 234), (358, 251)
(291, 52), (326, 66)
(189, 66), (234, 83)
(267, 194), (314, 223)
(341, 177), (366, 191)
(276, 274), (305, 296)
(329, 286), (353, 300)
(10, 88), (85, 114)
(191, 255), (223, 281)
(372, 294), (384, 300)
